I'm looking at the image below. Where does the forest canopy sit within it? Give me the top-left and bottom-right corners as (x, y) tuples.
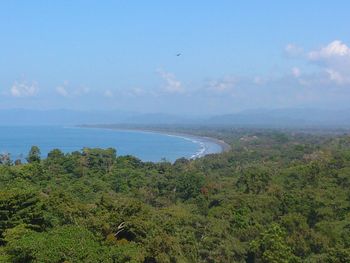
(0, 128), (350, 262)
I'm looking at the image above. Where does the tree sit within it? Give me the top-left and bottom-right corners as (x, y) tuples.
(250, 224), (299, 263)
(47, 149), (64, 160)
(3, 225), (124, 263)
(236, 166), (271, 194)
(26, 146), (41, 163)
(0, 153), (12, 166)
(81, 148), (117, 173)
(0, 189), (46, 242)
(175, 172), (205, 200)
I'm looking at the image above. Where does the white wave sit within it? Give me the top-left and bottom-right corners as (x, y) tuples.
(164, 134), (210, 159)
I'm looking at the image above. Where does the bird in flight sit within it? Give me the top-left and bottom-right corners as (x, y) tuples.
(176, 53), (181, 56)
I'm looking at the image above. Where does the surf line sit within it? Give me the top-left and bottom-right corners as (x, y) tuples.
(165, 134), (209, 159)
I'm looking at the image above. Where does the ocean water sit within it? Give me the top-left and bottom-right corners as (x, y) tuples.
(0, 126), (222, 162)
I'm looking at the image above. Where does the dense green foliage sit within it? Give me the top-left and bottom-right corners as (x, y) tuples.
(1, 129), (350, 262)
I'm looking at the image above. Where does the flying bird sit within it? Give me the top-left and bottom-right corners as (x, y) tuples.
(176, 53), (181, 56)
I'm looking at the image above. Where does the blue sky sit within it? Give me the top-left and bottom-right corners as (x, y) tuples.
(1, 1), (350, 114)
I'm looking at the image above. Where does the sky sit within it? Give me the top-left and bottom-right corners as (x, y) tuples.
(0, 1), (350, 115)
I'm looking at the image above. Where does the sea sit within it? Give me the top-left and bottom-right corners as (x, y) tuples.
(0, 126), (222, 162)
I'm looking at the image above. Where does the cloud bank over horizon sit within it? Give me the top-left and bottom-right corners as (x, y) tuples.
(2, 40), (350, 114)
(1, 2), (349, 115)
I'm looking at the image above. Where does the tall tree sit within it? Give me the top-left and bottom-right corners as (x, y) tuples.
(26, 146), (41, 163)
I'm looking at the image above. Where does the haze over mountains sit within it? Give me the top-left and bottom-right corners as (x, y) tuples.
(1, 108), (350, 128)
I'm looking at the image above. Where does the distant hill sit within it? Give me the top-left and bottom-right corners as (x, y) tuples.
(0, 108), (350, 128)
(116, 113), (198, 125)
(208, 108), (350, 127)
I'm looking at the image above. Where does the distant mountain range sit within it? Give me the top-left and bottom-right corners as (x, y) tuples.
(0, 108), (349, 128)
(207, 108), (350, 127)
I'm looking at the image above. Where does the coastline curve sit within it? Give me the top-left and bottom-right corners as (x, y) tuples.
(78, 125), (231, 160)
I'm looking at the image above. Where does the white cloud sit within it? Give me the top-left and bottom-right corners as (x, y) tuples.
(56, 82), (90, 97)
(291, 67), (301, 78)
(308, 40), (350, 60)
(10, 81), (38, 97)
(56, 86), (69, 97)
(76, 86), (90, 96)
(207, 77), (237, 94)
(253, 76), (266, 85)
(285, 43), (304, 57)
(129, 87), (145, 96)
(307, 40), (350, 85)
(157, 69), (184, 93)
(326, 69), (346, 85)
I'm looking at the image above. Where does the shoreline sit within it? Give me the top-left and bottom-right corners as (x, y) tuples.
(77, 125), (231, 159)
